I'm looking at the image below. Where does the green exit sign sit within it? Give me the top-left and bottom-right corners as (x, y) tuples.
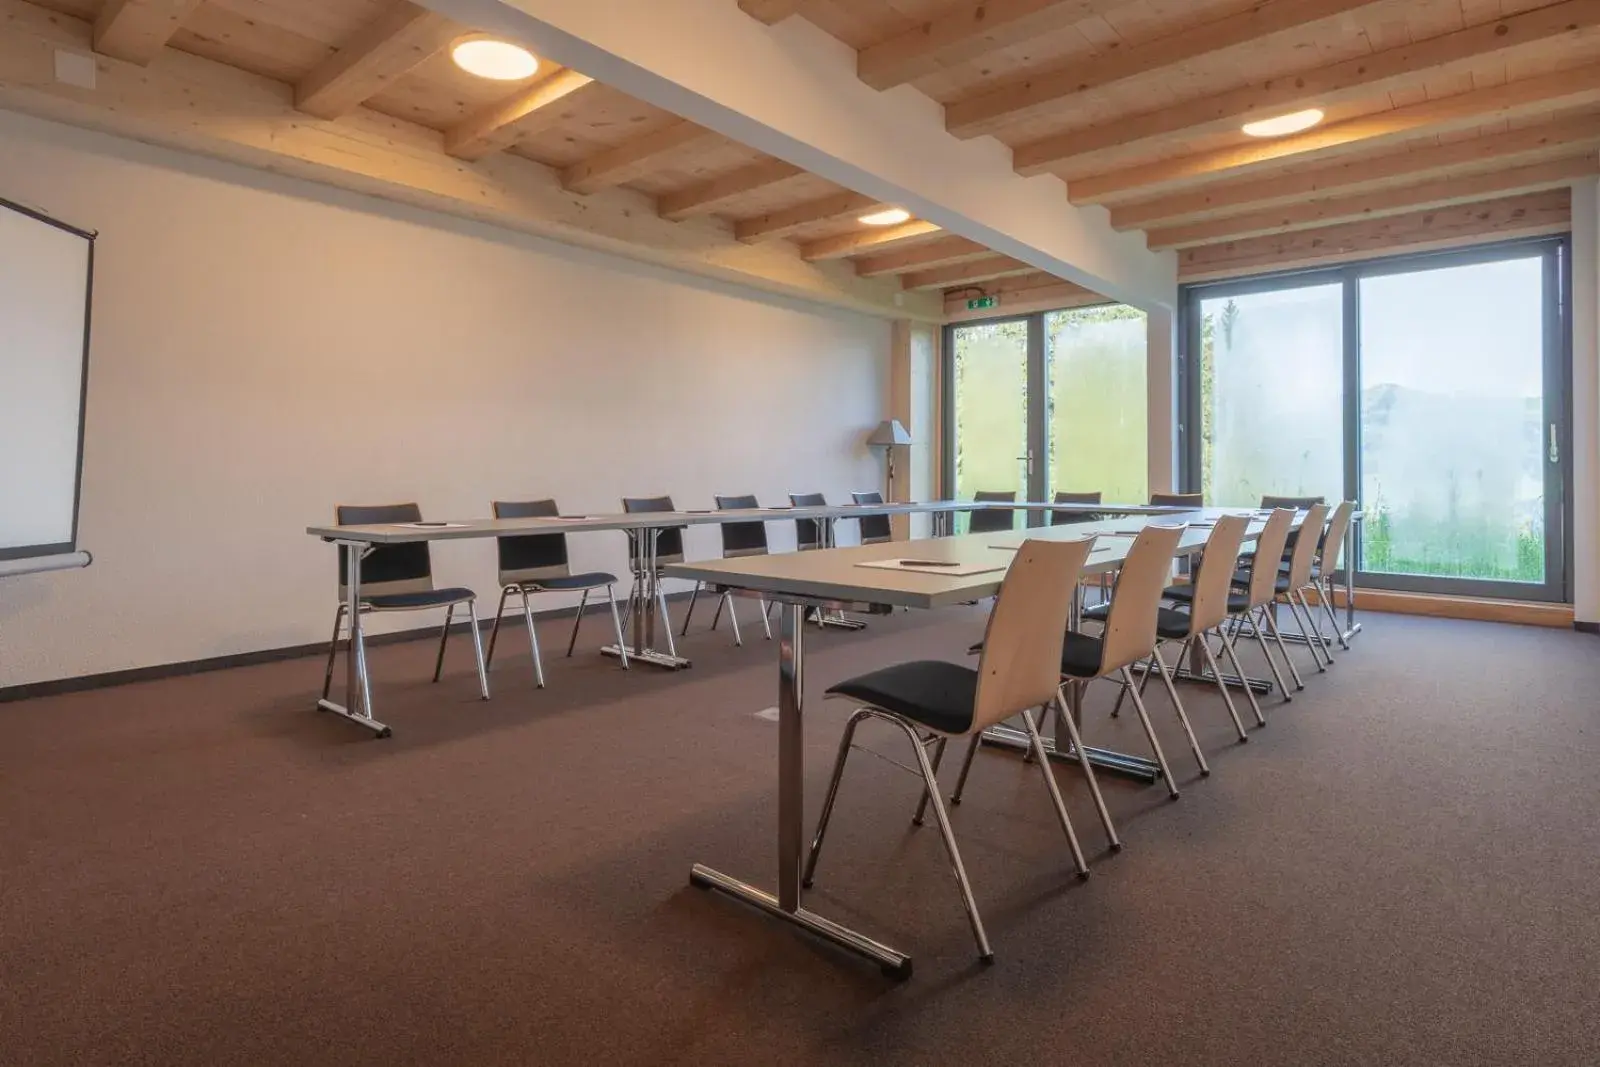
(966, 295), (998, 311)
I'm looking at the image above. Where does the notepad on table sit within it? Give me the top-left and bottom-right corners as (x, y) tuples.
(856, 558), (1006, 576)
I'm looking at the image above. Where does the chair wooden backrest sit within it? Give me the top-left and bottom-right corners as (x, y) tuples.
(492, 499), (573, 586)
(1244, 509), (1295, 607)
(1100, 524), (1186, 675)
(1284, 503), (1328, 589)
(1317, 501), (1354, 576)
(621, 496), (685, 565)
(969, 536), (1095, 733)
(1051, 490), (1102, 526)
(1150, 492), (1204, 508)
(851, 490), (893, 544)
(969, 490), (1017, 534)
(1187, 514), (1251, 634)
(336, 503), (433, 599)
(714, 494), (769, 558)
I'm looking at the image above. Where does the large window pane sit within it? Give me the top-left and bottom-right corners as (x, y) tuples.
(1359, 257), (1546, 583)
(1046, 305), (1147, 502)
(1199, 285), (1344, 506)
(950, 320), (1028, 516)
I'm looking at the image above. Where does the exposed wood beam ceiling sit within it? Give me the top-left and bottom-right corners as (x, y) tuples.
(91, 0), (200, 65)
(656, 158), (805, 220)
(901, 255), (1036, 290)
(737, 0), (804, 24)
(733, 191), (882, 243)
(800, 221), (945, 261)
(746, 0), (1598, 293)
(1011, 0), (1600, 176)
(445, 68), (595, 161)
(294, 1), (462, 120)
(945, 0), (1382, 138)
(560, 120), (724, 194)
(854, 237), (992, 277)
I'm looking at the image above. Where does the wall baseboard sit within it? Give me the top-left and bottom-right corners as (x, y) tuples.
(1574, 620), (1599, 635)
(0, 595), (692, 705)
(1319, 587), (1574, 629)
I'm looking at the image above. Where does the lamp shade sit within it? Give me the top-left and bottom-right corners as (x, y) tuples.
(866, 418), (913, 447)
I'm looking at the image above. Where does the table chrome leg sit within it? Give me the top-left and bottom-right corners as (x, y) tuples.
(690, 602), (913, 979)
(316, 541), (391, 738)
(602, 524), (691, 670)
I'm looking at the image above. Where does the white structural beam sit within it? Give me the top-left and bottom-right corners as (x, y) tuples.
(416, 0), (1176, 312)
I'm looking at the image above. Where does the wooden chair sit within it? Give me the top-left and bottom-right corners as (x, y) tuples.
(803, 537), (1101, 963)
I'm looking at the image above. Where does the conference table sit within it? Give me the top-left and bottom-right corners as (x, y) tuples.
(665, 507), (1326, 979)
(306, 500), (1358, 738)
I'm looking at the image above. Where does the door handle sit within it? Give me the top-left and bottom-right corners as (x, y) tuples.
(1017, 452), (1034, 477)
(1549, 422), (1559, 464)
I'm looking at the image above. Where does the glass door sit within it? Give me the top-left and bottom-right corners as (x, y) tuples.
(1045, 305), (1148, 502)
(948, 317), (1034, 530)
(1356, 248), (1566, 600)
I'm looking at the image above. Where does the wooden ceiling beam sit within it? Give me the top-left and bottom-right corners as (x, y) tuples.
(858, 0), (1123, 91)
(295, 1), (462, 120)
(853, 236), (991, 277)
(1177, 189), (1572, 282)
(1013, 0), (1600, 174)
(800, 221), (943, 261)
(733, 190), (879, 242)
(445, 68), (595, 161)
(946, 0), (1380, 139)
(91, 0), (202, 65)
(901, 255), (1034, 290)
(655, 158), (805, 221)
(738, 0), (805, 24)
(1067, 63), (1600, 204)
(1146, 156), (1598, 249)
(1111, 114), (1600, 230)
(561, 120), (723, 194)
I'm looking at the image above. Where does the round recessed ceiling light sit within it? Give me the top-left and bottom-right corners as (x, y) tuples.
(451, 37), (540, 81)
(858, 207), (912, 226)
(1241, 108), (1324, 138)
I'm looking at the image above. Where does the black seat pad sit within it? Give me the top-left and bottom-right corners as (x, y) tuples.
(519, 571), (616, 591)
(968, 631), (1104, 679)
(1163, 585), (1251, 613)
(1083, 601), (1195, 640)
(826, 661), (978, 734)
(363, 587), (476, 610)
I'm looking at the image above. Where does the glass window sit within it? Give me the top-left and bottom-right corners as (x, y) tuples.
(1046, 305), (1147, 502)
(949, 319), (1029, 506)
(1359, 256), (1547, 584)
(1197, 284), (1345, 507)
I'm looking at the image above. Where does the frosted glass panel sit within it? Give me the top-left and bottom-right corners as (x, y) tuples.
(951, 320), (1027, 528)
(1046, 305), (1147, 503)
(1359, 257), (1546, 583)
(1198, 285), (1344, 506)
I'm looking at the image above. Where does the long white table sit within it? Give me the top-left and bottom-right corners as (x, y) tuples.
(663, 508), (1308, 980)
(307, 500), (1047, 736)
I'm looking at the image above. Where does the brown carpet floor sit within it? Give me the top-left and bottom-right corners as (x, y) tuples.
(2, 607), (1598, 1066)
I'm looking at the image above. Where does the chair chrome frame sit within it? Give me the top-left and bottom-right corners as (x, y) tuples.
(319, 503), (490, 721)
(803, 538), (1102, 963)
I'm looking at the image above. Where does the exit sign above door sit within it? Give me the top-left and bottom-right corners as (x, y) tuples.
(966, 295), (998, 311)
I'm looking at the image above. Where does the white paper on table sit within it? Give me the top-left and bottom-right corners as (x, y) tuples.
(855, 558), (1008, 576)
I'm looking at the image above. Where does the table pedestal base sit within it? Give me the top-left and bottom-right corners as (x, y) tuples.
(978, 724), (1162, 783)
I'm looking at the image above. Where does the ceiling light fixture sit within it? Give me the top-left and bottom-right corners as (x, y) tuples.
(451, 36), (540, 81)
(858, 207), (912, 226)
(1241, 108), (1324, 138)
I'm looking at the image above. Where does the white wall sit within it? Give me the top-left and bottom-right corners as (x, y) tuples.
(0, 110), (889, 688)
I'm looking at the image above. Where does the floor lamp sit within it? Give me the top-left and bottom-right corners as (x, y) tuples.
(867, 418), (913, 501)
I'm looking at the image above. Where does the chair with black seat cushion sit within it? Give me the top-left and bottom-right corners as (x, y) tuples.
(320, 503), (489, 709)
(484, 499), (628, 688)
(1305, 501), (1355, 655)
(621, 496), (685, 659)
(968, 490), (1018, 534)
(1050, 490), (1103, 526)
(803, 536), (1101, 963)
(1087, 514), (1259, 742)
(1268, 502), (1332, 676)
(1167, 507), (1297, 703)
(850, 490), (893, 545)
(1150, 492), (1205, 508)
(1251, 494), (1325, 563)
(678, 494), (774, 645)
(788, 491), (828, 550)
